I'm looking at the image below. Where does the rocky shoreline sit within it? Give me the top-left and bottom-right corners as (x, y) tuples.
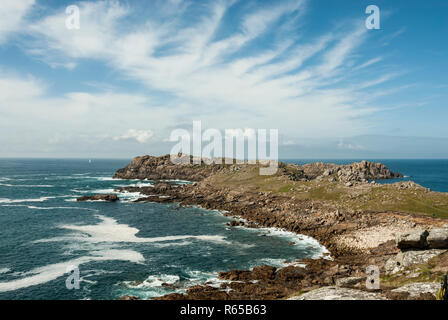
(109, 155), (448, 300)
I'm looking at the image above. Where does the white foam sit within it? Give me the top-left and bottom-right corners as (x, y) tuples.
(0, 184), (54, 188)
(37, 215), (231, 245)
(0, 268), (10, 274)
(124, 274), (180, 289)
(1, 204), (98, 212)
(0, 250), (144, 293)
(0, 197), (55, 204)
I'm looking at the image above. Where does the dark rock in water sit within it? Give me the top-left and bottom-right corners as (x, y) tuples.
(153, 182), (173, 193)
(119, 295), (139, 300)
(227, 220), (245, 227)
(76, 194), (119, 202)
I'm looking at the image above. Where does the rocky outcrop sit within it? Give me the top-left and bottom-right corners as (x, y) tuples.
(395, 227), (448, 250)
(114, 155), (402, 184)
(426, 227), (448, 249)
(385, 249), (446, 274)
(396, 230), (429, 249)
(113, 154), (227, 181)
(295, 160), (402, 183)
(391, 282), (440, 298)
(288, 287), (387, 300)
(76, 194), (119, 202)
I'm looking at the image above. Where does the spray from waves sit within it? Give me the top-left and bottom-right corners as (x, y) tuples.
(0, 250), (144, 293)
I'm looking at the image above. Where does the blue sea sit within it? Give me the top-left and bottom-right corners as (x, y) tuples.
(0, 159), (326, 300)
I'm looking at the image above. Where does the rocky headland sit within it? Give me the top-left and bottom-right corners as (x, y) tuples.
(112, 155), (448, 300)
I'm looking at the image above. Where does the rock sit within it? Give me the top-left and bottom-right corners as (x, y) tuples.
(385, 249), (446, 274)
(227, 220), (245, 227)
(335, 276), (366, 287)
(218, 270), (252, 281)
(396, 230), (429, 249)
(427, 228), (448, 249)
(119, 295), (139, 300)
(251, 266), (277, 281)
(275, 266), (306, 282)
(288, 286), (387, 300)
(77, 194), (119, 202)
(391, 282), (440, 298)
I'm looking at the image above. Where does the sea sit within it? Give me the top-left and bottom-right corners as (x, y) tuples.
(0, 158), (446, 300)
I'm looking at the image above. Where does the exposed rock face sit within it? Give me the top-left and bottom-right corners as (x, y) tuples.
(288, 287), (387, 300)
(114, 155), (402, 184)
(396, 228), (448, 250)
(76, 194), (119, 202)
(385, 249), (446, 274)
(295, 160), (402, 182)
(391, 282), (440, 298)
(426, 227), (448, 249)
(396, 230), (429, 249)
(113, 154), (226, 181)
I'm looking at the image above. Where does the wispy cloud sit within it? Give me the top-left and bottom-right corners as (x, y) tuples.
(0, 0), (420, 157)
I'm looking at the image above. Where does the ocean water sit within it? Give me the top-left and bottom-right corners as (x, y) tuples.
(283, 159), (448, 193)
(0, 159), (325, 300)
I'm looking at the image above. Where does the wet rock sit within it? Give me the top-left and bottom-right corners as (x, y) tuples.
(396, 230), (429, 249)
(227, 220), (245, 227)
(289, 286), (387, 300)
(76, 194), (119, 202)
(119, 296), (139, 300)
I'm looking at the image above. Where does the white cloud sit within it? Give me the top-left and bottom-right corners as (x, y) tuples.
(0, 0), (35, 44)
(114, 129), (154, 143)
(0, 0), (410, 156)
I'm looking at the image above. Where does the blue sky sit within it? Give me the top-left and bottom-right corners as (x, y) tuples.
(0, 0), (447, 158)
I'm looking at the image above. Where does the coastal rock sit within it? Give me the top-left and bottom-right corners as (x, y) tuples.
(288, 286), (387, 300)
(385, 249), (446, 274)
(335, 276), (366, 287)
(427, 227), (448, 249)
(227, 220), (245, 227)
(119, 295), (139, 300)
(391, 282), (440, 298)
(396, 230), (429, 250)
(76, 194), (119, 202)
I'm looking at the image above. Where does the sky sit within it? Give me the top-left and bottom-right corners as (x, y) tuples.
(0, 0), (447, 159)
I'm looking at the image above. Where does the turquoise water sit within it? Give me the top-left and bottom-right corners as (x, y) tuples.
(0, 159), (325, 300)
